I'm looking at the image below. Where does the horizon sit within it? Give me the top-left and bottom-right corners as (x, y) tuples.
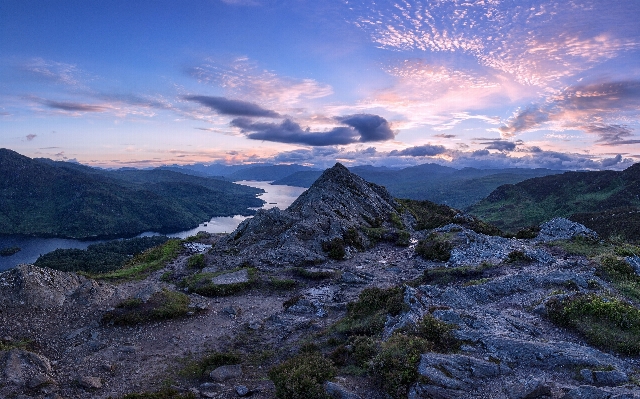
(1, 1), (639, 171)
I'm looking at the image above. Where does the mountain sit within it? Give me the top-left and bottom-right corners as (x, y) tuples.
(226, 164), (319, 181)
(468, 163), (640, 241)
(0, 149), (264, 238)
(272, 163), (563, 209)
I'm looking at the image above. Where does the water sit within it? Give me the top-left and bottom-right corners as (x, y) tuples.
(0, 181), (306, 271)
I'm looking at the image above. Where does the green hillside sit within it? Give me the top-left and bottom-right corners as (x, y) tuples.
(468, 163), (640, 241)
(0, 149), (264, 238)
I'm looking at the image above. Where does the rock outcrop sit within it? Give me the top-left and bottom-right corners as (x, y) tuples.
(213, 163), (403, 266)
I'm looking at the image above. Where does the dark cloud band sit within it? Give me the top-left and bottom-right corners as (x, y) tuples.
(184, 95), (280, 117)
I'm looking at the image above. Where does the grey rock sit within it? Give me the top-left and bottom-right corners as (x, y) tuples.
(506, 378), (551, 399)
(625, 256), (640, 276)
(340, 272), (367, 284)
(212, 269), (250, 285)
(561, 385), (611, 399)
(209, 364), (242, 382)
(235, 385), (249, 396)
(593, 370), (628, 387)
(2, 348), (52, 387)
(417, 353), (506, 390)
(27, 373), (55, 389)
(76, 375), (102, 389)
(324, 381), (362, 399)
(580, 369), (595, 384)
(536, 218), (598, 243)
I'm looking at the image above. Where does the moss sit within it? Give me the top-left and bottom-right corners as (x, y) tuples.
(179, 268), (257, 297)
(596, 256), (640, 302)
(178, 351), (241, 380)
(411, 264), (494, 287)
(0, 338), (32, 351)
(268, 352), (336, 399)
(186, 253), (205, 269)
(269, 277), (298, 290)
(546, 294), (640, 355)
(102, 289), (190, 326)
(415, 233), (453, 261)
(122, 388), (197, 399)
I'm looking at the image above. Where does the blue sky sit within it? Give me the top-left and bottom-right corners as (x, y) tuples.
(1, 0), (639, 170)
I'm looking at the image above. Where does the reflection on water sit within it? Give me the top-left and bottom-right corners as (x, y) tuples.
(0, 181), (306, 271)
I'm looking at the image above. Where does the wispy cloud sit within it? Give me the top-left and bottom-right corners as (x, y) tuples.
(184, 95), (280, 117)
(388, 144), (446, 157)
(25, 134), (37, 141)
(20, 58), (84, 87)
(42, 100), (108, 113)
(186, 57), (333, 108)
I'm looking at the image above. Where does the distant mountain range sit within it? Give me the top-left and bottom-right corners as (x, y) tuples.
(468, 163), (640, 241)
(0, 149), (264, 239)
(271, 164), (564, 209)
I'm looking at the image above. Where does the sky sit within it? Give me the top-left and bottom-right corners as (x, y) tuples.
(1, 0), (639, 170)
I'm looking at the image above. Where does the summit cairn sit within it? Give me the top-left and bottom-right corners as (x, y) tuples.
(213, 163), (405, 266)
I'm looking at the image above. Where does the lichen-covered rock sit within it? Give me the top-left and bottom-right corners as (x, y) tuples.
(1, 348), (52, 388)
(535, 218), (598, 242)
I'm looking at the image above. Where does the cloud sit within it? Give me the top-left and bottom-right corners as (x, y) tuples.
(184, 95), (280, 117)
(186, 57), (332, 107)
(335, 114), (395, 142)
(389, 144), (447, 157)
(482, 140), (517, 152)
(434, 134), (456, 139)
(43, 100), (108, 112)
(231, 114), (395, 146)
(20, 58), (83, 87)
(26, 134), (37, 141)
(601, 154), (623, 168)
(499, 80), (640, 139)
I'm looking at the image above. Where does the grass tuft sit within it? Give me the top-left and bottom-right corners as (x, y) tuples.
(102, 289), (190, 325)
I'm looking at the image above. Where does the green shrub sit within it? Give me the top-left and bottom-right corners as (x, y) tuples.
(395, 230), (411, 247)
(122, 388), (196, 399)
(506, 250), (533, 263)
(322, 237), (346, 260)
(293, 267), (334, 280)
(415, 234), (453, 261)
(102, 289), (190, 325)
(596, 256), (640, 302)
(334, 287), (406, 336)
(413, 314), (461, 352)
(371, 334), (432, 398)
(546, 294), (640, 355)
(389, 212), (403, 229)
(186, 254), (205, 269)
(179, 351), (241, 380)
(515, 226), (541, 239)
(343, 227), (364, 251)
(268, 352), (336, 399)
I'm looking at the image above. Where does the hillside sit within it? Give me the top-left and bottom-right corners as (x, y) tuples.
(273, 164), (562, 209)
(468, 163), (640, 240)
(1, 165), (640, 398)
(0, 149), (264, 238)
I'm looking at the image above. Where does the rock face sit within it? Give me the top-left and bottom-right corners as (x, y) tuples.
(0, 264), (117, 309)
(213, 163), (402, 266)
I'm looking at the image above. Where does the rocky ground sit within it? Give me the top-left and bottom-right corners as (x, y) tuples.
(1, 164), (639, 399)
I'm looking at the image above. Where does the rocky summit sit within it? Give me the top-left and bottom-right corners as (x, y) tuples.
(1, 164), (640, 399)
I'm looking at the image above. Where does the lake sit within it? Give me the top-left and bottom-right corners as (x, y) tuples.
(0, 181), (306, 271)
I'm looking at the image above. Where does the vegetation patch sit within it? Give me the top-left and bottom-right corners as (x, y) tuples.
(546, 294), (640, 355)
(334, 287), (407, 336)
(0, 246), (20, 257)
(515, 225), (541, 239)
(596, 256), (640, 302)
(179, 268), (257, 297)
(268, 351), (337, 399)
(371, 334), (432, 398)
(415, 233), (453, 261)
(34, 236), (170, 275)
(186, 253), (205, 269)
(506, 250), (533, 263)
(411, 263), (497, 287)
(551, 235), (608, 258)
(0, 337), (32, 351)
(342, 227), (364, 251)
(322, 237), (346, 260)
(293, 267), (334, 280)
(269, 277), (298, 290)
(90, 239), (182, 282)
(178, 351), (241, 380)
(122, 388), (197, 399)
(102, 289), (190, 326)
(398, 198), (502, 236)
